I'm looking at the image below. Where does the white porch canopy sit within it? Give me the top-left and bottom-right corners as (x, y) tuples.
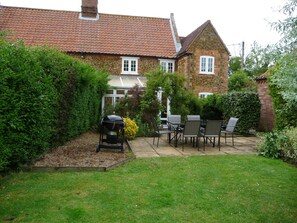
(108, 75), (147, 89)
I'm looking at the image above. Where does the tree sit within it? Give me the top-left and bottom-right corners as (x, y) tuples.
(244, 42), (279, 78)
(272, 0), (297, 52)
(267, 0), (297, 129)
(228, 69), (257, 92)
(229, 56), (242, 74)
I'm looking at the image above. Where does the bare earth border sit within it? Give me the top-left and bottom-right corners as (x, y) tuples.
(25, 132), (135, 172)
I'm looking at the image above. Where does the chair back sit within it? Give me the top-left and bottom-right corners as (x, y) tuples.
(183, 120), (201, 136)
(167, 115), (181, 129)
(205, 120), (223, 136)
(187, 115), (200, 121)
(226, 117), (239, 132)
(151, 118), (160, 133)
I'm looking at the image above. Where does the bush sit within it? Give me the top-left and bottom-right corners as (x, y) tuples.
(228, 70), (257, 92)
(0, 38), (108, 170)
(222, 92), (261, 134)
(257, 131), (282, 159)
(200, 94), (223, 120)
(123, 117), (139, 140)
(258, 128), (297, 165)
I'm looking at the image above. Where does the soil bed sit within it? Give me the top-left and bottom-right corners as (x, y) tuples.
(33, 131), (132, 169)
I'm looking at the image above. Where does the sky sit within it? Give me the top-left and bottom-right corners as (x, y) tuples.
(0, 0), (286, 57)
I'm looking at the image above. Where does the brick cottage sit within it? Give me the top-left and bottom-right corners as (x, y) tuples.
(0, 0), (230, 119)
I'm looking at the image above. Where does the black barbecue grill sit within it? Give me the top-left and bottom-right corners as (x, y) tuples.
(96, 115), (125, 152)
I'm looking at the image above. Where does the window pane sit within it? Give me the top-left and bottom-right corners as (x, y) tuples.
(131, 60), (136, 72)
(208, 58), (213, 72)
(168, 62), (173, 73)
(201, 58), (206, 72)
(161, 62), (166, 71)
(124, 60), (129, 71)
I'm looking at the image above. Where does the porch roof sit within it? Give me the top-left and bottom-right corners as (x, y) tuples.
(108, 75), (147, 89)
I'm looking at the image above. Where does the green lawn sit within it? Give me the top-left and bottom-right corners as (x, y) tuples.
(1, 155), (297, 223)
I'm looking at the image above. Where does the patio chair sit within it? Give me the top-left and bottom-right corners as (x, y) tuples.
(167, 115), (181, 130)
(151, 117), (173, 147)
(187, 115), (201, 121)
(200, 120), (223, 151)
(167, 115), (183, 146)
(221, 117), (239, 146)
(181, 120), (201, 151)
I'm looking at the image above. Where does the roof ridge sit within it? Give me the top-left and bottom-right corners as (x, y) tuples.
(0, 5), (80, 13)
(1, 5), (170, 21)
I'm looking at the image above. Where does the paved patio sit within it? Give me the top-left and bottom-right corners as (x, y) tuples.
(129, 135), (261, 158)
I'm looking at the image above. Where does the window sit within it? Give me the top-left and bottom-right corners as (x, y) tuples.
(159, 59), (175, 73)
(199, 92), (213, 99)
(200, 56), (214, 74)
(121, 57), (139, 75)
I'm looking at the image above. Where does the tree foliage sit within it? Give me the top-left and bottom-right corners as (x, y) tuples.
(272, 0), (297, 52)
(244, 42), (279, 78)
(228, 69), (257, 92)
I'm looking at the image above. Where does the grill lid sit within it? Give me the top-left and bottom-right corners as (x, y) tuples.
(101, 115), (125, 130)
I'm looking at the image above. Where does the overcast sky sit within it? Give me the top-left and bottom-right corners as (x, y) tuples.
(0, 0), (286, 57)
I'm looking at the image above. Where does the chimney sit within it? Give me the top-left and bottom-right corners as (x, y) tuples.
(81, 0), (98, 19)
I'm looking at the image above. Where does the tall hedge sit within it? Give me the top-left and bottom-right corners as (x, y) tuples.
(222, 92), (261, 134)
(0, 39), (108, 170)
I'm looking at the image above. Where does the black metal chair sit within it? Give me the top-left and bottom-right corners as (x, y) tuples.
(221, 117), (239, 146)
(181, 120), (201, 151)
(200, 120), (223, 151)
(151, 117), (173, 147)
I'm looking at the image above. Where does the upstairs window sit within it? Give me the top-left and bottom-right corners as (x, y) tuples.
(159, 59), (175, 73)
(121, 57), (139, 75)
(200, 56), (214, 74)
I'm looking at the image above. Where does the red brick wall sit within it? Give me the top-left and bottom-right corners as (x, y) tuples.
(257, 79), (275, 131)
(177, 24), (229, 96)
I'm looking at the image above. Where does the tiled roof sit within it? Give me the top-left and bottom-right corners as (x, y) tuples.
(177, 20), (230, 57)
(0, 6), (177, 58)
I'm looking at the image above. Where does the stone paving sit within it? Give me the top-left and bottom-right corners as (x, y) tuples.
(129, 135), (261, 158)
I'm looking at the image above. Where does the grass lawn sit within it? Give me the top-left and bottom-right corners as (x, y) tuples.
(1, 155), (297, 223)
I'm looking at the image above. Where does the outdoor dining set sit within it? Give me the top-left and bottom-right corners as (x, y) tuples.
(151, 115), (239, 151)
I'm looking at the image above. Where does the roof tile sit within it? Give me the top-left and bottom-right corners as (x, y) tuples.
(0, 6), (177, 58)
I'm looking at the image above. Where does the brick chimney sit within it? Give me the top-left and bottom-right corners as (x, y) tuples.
(81, 0), (98, 19)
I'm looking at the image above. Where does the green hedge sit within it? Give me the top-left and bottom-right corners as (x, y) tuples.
(0, 39), (108, 170)
(222, 92), (261, 134)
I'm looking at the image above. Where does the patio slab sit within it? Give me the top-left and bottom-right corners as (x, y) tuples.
(129, 135), (261, 158)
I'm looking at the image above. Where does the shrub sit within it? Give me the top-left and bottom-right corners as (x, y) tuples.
(222, 92), (261, 134)
(258, 128), (297, 165)
(123, 117), (139, 140)
(200, 94), (223, 120)
(257, 131), (282, 159)
(278, 128), (297, 164)
(228, 69), (257, 92)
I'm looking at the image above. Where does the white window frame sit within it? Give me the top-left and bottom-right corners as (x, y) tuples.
(200, 56), (215, 74)
(121, 57), (139, 75)
(159, 59), (175, 73)
(199, 92), (213, 99)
